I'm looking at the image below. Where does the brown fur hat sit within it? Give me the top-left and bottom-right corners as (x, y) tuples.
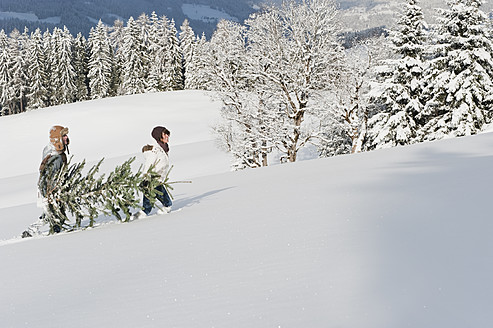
(49, 125), (69, 152)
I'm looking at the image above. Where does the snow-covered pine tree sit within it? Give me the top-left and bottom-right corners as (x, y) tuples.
(146, 12), (163, 92)
(184, 33), (209, 90)
(136, 12), (153, 61)
(0, 29), (15, 116)
(8, 28), (29, 114)
(244, 0), (346, 163)
(165, 19), (184, 90)
(420, 0), (493, 140)
(88, 21), (113, 99)
(118, 17), (149, 95)
(49, 27), (77, 105)
(179, 19), (195, 89)
(109, 19), (125, 52)
(73, 32), (89, 101)
(147, 12), (173, 92)
(364, 0), (428, 149)
(108, 19), (125, 96)
(42, 29), (54, 106)
(26, 28), (49, 110)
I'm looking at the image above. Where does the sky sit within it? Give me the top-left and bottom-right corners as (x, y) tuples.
(0, 90), (492, 328)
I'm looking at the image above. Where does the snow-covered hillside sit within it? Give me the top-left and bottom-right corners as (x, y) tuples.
(1, 91), (492, 327)
(182, 4), (239, 23)
(0, 11), (60, 24)
(338, 0), (493, 31)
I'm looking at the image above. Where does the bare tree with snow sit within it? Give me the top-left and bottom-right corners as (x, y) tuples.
(208, 20), (277, 169)
(245, 0), (346, 163)
(211, 0), (346, 167)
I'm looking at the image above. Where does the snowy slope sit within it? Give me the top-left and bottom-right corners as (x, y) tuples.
(0, 91), (231, 236)
(0, 11), (60, 24)
(1, 91), (493, 328)
(182, 4), (239, 23)
(338, 0), (493, 31)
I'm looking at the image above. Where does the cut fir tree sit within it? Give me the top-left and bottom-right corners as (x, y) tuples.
(37, 157), (174, 234)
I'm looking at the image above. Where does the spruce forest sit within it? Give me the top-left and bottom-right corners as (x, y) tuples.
(1, 0), (492, 169)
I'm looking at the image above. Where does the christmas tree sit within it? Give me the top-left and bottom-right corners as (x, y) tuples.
(40, 157), (169, 233)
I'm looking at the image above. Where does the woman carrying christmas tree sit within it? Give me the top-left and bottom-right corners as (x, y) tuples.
(134, 126), (173, 218)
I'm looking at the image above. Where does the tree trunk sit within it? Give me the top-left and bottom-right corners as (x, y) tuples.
(288, 106), (305, 162)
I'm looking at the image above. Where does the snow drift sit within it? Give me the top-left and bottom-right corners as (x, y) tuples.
(0, 91), (492, 328)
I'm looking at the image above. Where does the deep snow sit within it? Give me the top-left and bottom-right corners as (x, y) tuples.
(1, 91), (492, 328)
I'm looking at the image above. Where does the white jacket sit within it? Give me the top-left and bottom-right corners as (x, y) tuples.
(37, 143), (60, 208)
(42, 143), (58, 160)
(143, 141), (170, 182)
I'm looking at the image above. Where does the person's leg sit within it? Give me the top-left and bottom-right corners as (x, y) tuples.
(142, 194), (152, 215)
(156, 185), (172, 208)
(22, 214), (46, 237)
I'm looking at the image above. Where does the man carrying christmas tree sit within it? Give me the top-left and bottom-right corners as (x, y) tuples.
(134, 126), (173, 218)
(22, 125), (70, 237)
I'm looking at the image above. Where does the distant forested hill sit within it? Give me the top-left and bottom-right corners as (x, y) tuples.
(1, 0), (491, 38)
(0, 0), (259, 37)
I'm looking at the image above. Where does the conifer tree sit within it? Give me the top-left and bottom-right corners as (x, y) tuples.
(49, 27), (77, 105)
(180, 19), (196, 89)
(73, 32), (89, 101)
(420, 0), (493, 140)
(364, 0), (428, 149)
(0, 29), (14, 116)
(109, 19), (125, 52)
(108, 19), (125, 96)
(146, 12), (162, 92)
(166, 19), (184, 90)
(185, 33), (209, 90)
(147, 12), (169, 92)
(42, 29), (54, 106)
(136, 13), (152, 44)
(88, 21), (113, 99)
(26, 28), (49, 110)
(118, 17), (149, 95)
(8, 28), (29, 114)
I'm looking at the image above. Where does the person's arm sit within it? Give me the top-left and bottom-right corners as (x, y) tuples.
(142, 146), (157, 173)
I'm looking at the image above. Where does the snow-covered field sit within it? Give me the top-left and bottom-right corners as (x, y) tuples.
(1, 91), (492, 327)
(182, 4), (239, 23)
(0, 11), (60, 24)
(338, 0), (493, 31)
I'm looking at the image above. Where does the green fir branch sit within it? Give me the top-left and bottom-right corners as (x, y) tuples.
(39, 158), (192, 233)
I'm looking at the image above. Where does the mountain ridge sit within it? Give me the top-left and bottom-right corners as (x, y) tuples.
(0, 0), (260, 37)
(0, 0), (491, 37)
